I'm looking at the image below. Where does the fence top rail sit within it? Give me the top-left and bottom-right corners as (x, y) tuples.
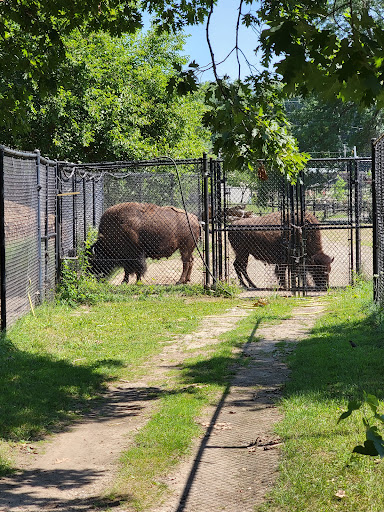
(58, 156), (218, 172)
(307, 156), (371, 164)
(0, 145), (57, 165)
(0, 145), (36, 159)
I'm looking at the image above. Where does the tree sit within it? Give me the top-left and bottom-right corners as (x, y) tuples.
(259, 0), (384, 107)
(202, 76), (309, 180)
(0, 0), (143, 132)
(2, 29), (212, 161)
(2, 1), (384, 176)
(285, 94), (384, 156)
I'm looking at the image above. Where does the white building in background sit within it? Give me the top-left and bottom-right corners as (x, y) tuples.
(226, 186), (252, 205)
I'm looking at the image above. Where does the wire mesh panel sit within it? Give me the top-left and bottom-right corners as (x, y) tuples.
(39, 159), (58, 301)
(373, 136), (384, 304)
(302, 158), (372, 289)
(0, 149), (57, 327)
(224, 170), (290, 290)
(3, 152), (39, 325)
(222, 157), (372, 294)
(58, 159), (204, 286)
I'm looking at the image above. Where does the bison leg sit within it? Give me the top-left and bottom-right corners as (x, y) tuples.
(122, 254), (147, 284)
(177, 254), (193, 284)
(233, 256), (257, 288)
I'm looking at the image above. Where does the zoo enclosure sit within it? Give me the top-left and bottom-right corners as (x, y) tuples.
(0, 149), (214, 329)
(0, 145), (377, 330)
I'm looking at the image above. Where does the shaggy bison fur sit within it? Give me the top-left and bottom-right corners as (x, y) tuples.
(89, 202), (200, 284)
(228, 211), (334, 290)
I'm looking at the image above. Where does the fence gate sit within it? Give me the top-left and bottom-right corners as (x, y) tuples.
(209, 156), (373, 295)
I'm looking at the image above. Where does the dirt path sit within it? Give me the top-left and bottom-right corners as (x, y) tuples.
(153, 299), (326, 512)
(0, 299), (325, 512)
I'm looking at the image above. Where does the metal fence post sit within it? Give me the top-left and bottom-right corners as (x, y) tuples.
(35, 149), (43, 302)
(354, 158), (361, 275)
(372, 138), (378, 301)
(92, 178), (96, 227)
(348, 161), (355, 284)
(203, 153), (210, 288)
(298, 173), (307, 296)
(215, 161), (224, 281)
(83, 176), (87, 243)
(44, 162), (50, 293)
(288, 183), (296, 294)
(55, 161), (62, 284)
(210, 158), (217, 286)
(0, 147), (6, 330)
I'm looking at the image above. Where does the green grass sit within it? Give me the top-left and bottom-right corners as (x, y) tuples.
(258, 280), (384, 512)
(6, 276), (384, 511)
(0, 286), (293, 480)
(0, 295), (240, 447)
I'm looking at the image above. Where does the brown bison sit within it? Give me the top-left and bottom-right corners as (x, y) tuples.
(89, 202), (200, 284)
(228, 211), (333, 290)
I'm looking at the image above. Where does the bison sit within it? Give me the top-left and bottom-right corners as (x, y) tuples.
(88, 202), (200, 284)
(228, 211), (334, 290)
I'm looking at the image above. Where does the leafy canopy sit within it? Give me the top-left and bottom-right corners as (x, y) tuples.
(259, 0), (384, 106)
(3, 29), (211, 162)
(2, 0), (384, 176)
(203, 76), (309, 181)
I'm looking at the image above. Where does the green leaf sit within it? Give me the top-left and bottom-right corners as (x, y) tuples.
(366, 428), (384, 458)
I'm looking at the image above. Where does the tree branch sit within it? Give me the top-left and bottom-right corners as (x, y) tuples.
(236, 0), (244, 81)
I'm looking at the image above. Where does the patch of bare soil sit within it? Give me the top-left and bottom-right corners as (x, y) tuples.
(0, 299), (325, 512)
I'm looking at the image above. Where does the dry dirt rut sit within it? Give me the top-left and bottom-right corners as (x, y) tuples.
(0, 300), (325, 512)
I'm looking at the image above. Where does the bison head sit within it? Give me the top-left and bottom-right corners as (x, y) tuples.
(87, 239), (115, 279)
(309, 252), (334, 290)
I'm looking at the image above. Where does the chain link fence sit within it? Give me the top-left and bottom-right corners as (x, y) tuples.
(373, 137), (384, 304)
(223, 157), (372, 293)
(0, 146), (57, 329)
(0, 143), (376, 328)
(57, 158), (205, 287)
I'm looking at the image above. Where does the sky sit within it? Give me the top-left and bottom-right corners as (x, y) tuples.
(181, 2), (262, 81)
(143, 2), (264, 82)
